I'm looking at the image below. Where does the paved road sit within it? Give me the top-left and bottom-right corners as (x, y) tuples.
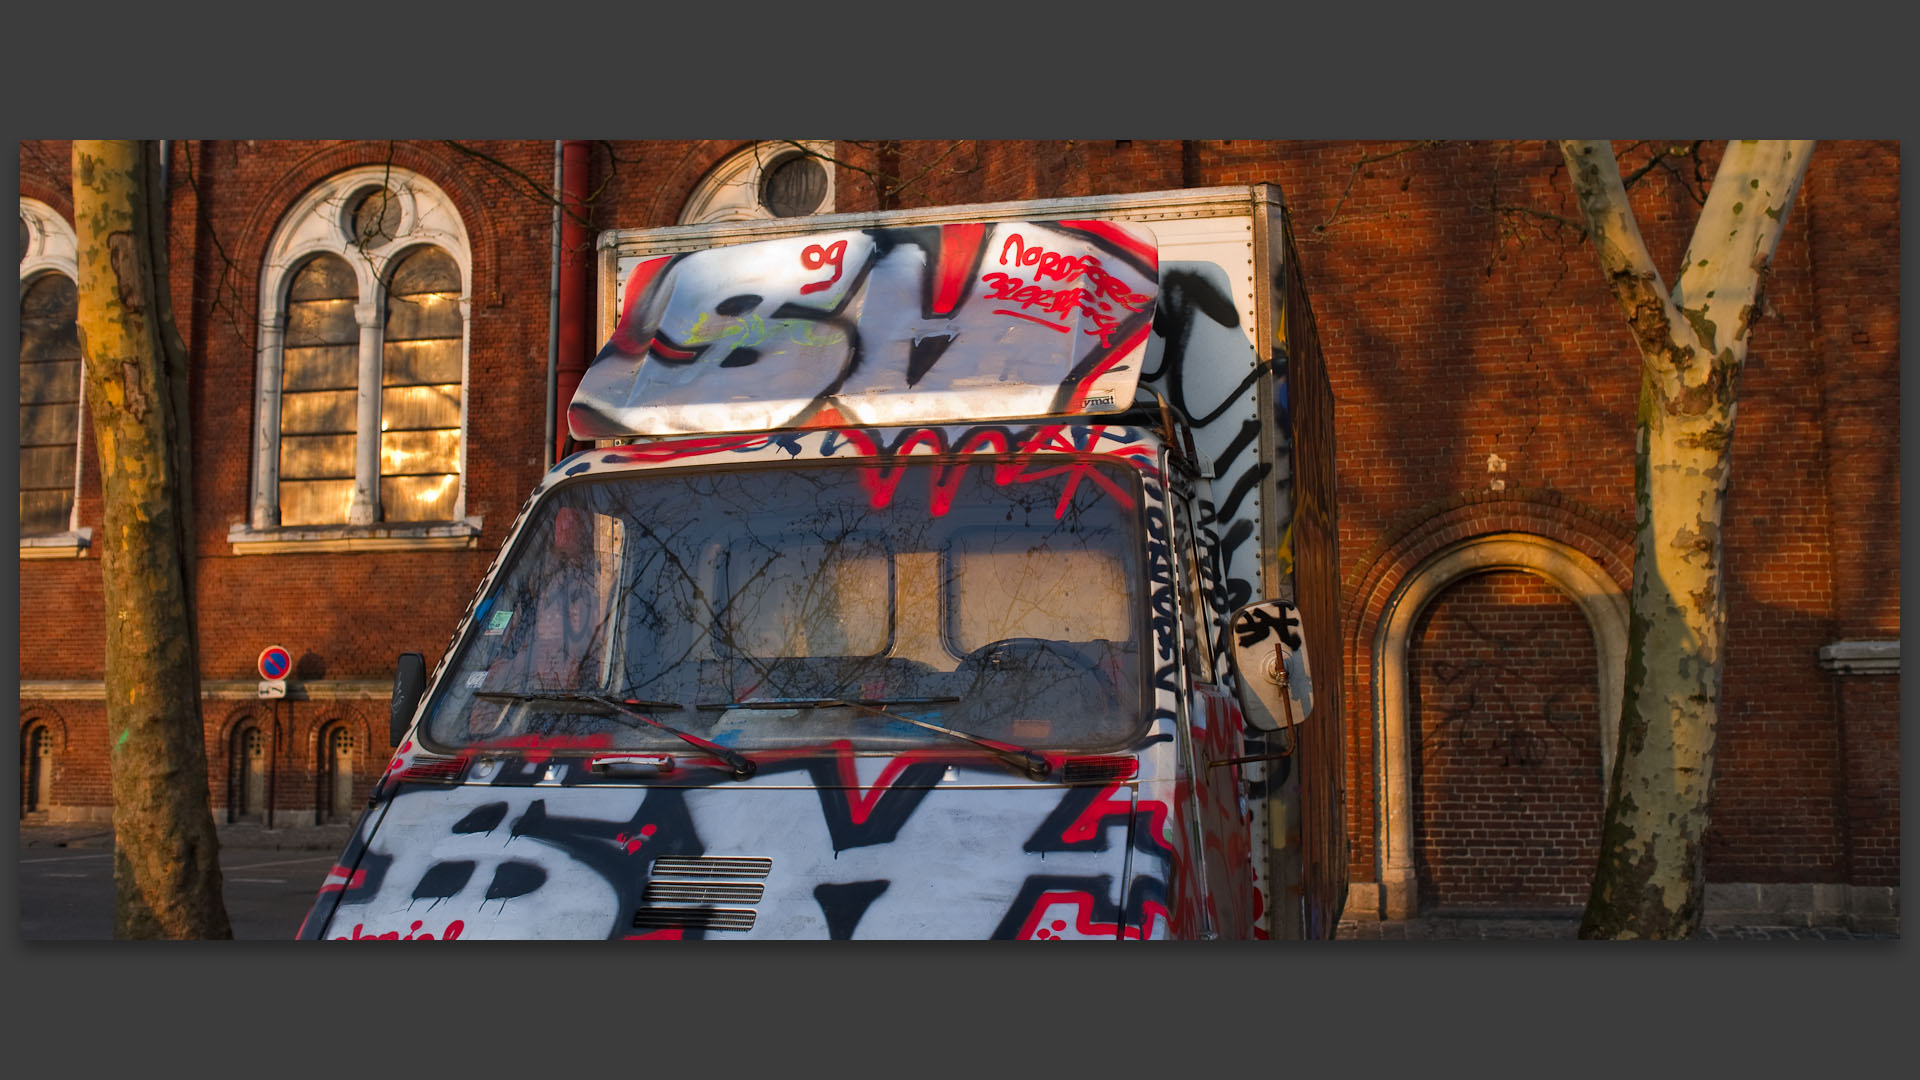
(19, 823), (349, 941)
(21, 847), (340, 940)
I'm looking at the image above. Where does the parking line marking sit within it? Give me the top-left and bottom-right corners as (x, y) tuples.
(224, 855), (340, 872)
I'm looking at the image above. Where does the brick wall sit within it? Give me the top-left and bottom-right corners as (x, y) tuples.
(1408, 571), (1604, 910)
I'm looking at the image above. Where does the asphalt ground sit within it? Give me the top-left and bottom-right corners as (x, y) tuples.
(18, 821), (351, 941)
(17, 823), (1899, 940)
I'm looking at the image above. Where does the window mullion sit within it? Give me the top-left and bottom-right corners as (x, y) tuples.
(349, 297), (384, 525)
(254, 316), (286, 529)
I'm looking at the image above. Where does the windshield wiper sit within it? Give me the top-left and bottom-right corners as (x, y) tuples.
(476, 690), (682, 711)
(474, 690), (755, 780)
(703, 696), (1054, 781)
(700, 696), (960, 710)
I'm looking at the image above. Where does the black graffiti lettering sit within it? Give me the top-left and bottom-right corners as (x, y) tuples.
(484, 862), (548, 904)
(905, 334), (955, 387)
(1217, 520), (1256, 612)
(411, 860), (476, 907)
(1232, 604), (1302, 650)
(803, 758), (949, 852)
(1214, 460), (1271, 525)
(507, 793), (707, 939)
(452, 802), (508, 835)
(1148, 268), (1257, 426)
(1151, 661), (1181, 696)
(813, 880), (891, 940)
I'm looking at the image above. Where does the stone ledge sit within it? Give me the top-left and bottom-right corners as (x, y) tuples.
(226, 518), (481, 555)
(19, 528), (92, 560)
(1817, 639), (1899, 675)
(21, 679), (393, 701)
(1344, 881), (1901, 934)
(1701, 882), (1898, 933)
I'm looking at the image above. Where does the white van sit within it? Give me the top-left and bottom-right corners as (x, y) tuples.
(299, 186), (1344, 940)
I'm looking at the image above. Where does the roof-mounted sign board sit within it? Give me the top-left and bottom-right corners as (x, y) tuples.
(569, 219), (1159, 439)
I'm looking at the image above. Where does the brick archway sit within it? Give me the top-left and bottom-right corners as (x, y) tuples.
(1370, 533), (1627, 919)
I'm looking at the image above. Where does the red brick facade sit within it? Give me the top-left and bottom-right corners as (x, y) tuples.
(17, 140), (1900, 911)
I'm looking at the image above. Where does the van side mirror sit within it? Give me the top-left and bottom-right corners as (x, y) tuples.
(390, 652), (427, 746)
(1226, 600), (1312, 732)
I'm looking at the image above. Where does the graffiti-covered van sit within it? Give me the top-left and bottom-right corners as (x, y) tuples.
(299, 186), (1344, 941)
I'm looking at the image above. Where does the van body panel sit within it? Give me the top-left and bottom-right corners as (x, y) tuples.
(307, 763), (1191, 940)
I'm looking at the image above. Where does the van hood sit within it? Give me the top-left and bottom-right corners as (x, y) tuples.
(305, 765), (1173, 940)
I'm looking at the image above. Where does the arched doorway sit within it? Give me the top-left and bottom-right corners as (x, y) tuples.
(1407, 569), (1604, 911)
(23, 723), (54, 816)
(1371, 533), (1628, 919)
(229, 724), (268, 823)
(317, 722), (357, 824)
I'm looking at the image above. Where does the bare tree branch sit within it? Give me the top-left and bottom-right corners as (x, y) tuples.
(439, 140), (598, 229)
(1314, 140), (1447, 233)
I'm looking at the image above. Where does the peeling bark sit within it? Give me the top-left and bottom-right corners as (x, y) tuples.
(1560, 140), (1813, 939)
(72, 140), (231, 939)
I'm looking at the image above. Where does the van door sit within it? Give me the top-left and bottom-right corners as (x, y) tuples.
(1172, 494), (1258, 936)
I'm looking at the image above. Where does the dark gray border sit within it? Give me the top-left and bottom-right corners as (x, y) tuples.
(6, 1), (1909, 1074)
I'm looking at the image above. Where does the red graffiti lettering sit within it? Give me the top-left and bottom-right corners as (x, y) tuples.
(840, 424), (1143, 521)
(800, 240), (847, 295)
(1017, 890), (1151, 941)
(979, 272), (1137, 346)
(614, 823), (658, 855)
(336, 919), (464, 941)
(316, 866), (368, 894)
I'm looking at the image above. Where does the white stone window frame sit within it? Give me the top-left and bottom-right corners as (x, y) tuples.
(232, 167), (480, 555)
(19, 198), (90, 559)
(679, 141), (836, 225)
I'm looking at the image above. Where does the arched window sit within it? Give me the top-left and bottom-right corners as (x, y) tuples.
(23, 722), (55, 816)
(230, 724), (268, 823)
(246, 168), (472, 540)
(18, 199), (87, 555)
(381, 247), (464, 521)
(679, 142), (836, 225)
(317, 722), (358, 823)
(278, 253), (360, 525)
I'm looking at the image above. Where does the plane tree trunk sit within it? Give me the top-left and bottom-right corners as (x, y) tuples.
(71, 139), (231, 939)
(1559, 140), (1814, 938)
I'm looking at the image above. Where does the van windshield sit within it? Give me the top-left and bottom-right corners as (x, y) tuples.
(423, 455), (1149, 755)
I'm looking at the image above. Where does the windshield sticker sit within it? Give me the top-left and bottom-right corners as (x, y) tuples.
(484, 610), (513, 636)
(466, 671), (488, 689)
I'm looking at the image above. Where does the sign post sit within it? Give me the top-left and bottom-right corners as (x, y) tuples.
(255, 645), (293, 830)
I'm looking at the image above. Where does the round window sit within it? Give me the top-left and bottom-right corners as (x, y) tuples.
(349, 187), (402, 246)
(759, 154), (828, 218)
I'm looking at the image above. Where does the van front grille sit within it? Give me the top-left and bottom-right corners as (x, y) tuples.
(643, 881), (765, 904)
(632, 907), (758, 932)
(650, 856), (772, 879)
(635, 855), (772, 933)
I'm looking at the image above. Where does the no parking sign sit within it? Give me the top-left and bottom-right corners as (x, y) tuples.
(258, 645), (292, 698)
